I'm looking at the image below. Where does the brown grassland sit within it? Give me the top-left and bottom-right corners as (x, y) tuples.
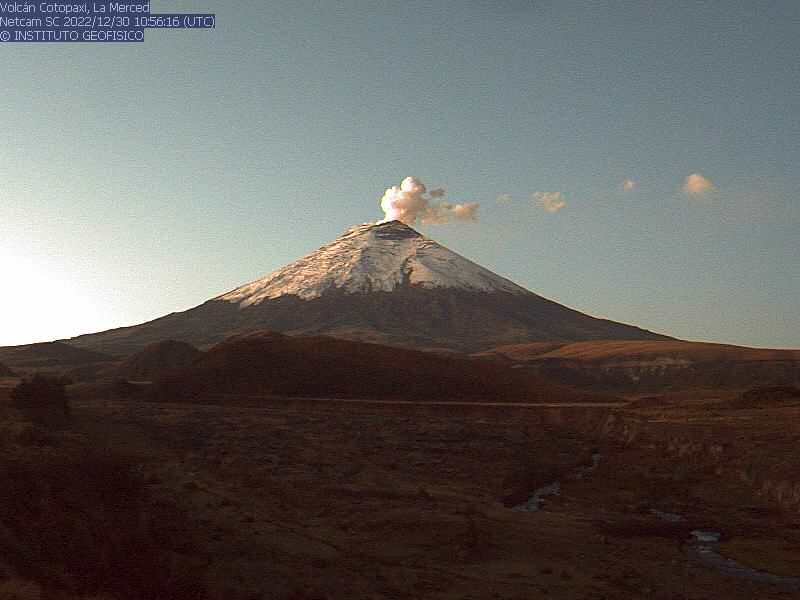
(2, 370), (800, 599)
(1, 323), (800, 600)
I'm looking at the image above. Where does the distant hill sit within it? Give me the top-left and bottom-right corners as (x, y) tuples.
(0, 342), (113, 369)
(151, 331), (611, 404)
(477, 340), (800, 391)
(482, 340), (800, 363)
(116, 340), (202, 381)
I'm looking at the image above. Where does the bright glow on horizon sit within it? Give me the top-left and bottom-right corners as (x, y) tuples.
(0, 248), (111, 347)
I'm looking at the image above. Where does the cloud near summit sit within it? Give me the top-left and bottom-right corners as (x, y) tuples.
(379, 177), (479, 225)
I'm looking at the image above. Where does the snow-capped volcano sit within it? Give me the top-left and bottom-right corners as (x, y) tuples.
(66, 221), (668, 356)
(220, 221), (527, 306)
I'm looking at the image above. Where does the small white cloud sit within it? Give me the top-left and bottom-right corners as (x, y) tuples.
(683, 173), (716, 196)
(422, 201), (480, 224)
(622, 178), (638, 192)
(533, 191), (567, 214)
(496, 193), (513, 206)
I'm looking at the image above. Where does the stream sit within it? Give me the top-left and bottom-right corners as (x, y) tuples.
(682, 525), (800, 592)
(512, 451), (601, 513)
(513, 453), (800, 591)
(646, 508), (800, 591)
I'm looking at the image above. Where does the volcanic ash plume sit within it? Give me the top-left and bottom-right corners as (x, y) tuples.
(379, 176), (479, 225)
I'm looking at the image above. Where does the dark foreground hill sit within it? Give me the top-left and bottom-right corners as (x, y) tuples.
(116, 340), (202, 381)
(152, 331), (610, 404)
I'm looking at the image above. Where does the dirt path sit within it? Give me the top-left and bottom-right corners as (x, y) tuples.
(209, 393), (627, 408)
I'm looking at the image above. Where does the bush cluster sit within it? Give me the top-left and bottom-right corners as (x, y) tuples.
(10, 375), (70, 424)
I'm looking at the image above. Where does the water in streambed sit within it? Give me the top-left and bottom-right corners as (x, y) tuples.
(512, 451), (600, 512)
(512, 454), (800, 592)
(644, 514), (800, 592)
(512, 481), (561, 512)
(687, 530), (800, 592)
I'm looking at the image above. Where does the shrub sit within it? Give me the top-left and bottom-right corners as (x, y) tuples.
(0, 448), (207, 600)
(10, 375), (70, 425)
(0, 578), (42, 600)
(111, 378), (140, 399)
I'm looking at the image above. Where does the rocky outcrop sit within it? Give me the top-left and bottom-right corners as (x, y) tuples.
(733, 385), (800, 408)
(527, 358), (800, 391)
(547, 408), (800, 513)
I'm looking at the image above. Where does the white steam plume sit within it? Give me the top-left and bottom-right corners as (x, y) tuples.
(379, 176), (479, 225)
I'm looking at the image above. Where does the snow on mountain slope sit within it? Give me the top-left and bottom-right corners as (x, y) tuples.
(62, 219), (669, 356)
(219, 221), (529, 307)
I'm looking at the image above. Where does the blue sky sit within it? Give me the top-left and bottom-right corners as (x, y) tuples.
(1, 1), (798, 347)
